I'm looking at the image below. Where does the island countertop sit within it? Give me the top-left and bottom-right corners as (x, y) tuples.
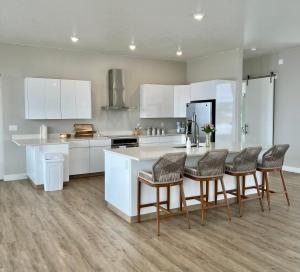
(104, 143), (242, 161)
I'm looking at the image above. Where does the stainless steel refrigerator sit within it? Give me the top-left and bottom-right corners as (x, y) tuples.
(186, 100), (216, 144)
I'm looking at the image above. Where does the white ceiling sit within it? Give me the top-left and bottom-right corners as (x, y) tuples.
(244, 0), (300, 58)
(0, 0), (299, 61)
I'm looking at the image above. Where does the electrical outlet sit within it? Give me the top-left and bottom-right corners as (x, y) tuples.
(278, 59), (284, 65)
(9, 125), (18, 132)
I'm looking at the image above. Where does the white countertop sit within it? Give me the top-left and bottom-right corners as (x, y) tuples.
(104, 144), (242, 161)
(12, 133), (185, 147)
(12, 136), (110, 147)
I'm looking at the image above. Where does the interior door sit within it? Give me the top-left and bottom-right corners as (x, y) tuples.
(0, 75), (3, 180)
(241, 77), (274, 148)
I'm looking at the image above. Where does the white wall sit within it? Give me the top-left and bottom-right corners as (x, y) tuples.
(243, 49), (300, 170)
(0, 75), (4, 180)
(187, 48), (244, 145)
(0, 43), (186, 176)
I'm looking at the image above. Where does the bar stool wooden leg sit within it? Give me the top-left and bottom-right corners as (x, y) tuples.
(265, 172), (271, 210)
(220, 176), (231, 221)
(279, 170), (290, 206)
(167, 186), (170, 210)
(179, 186), (183, 211)
(180, 183), (191, 229)
(214, 178), (218, 205)
(261, 172), (265, 198)
(206, 180), (210, 203)
(253, 173), (264, 212)
(200, 179), (205, 225)
(242, 176), (246, 196)
(137, 178), (141, 223)
(156, 187), (160, 236)
(236, 176), (242, 217)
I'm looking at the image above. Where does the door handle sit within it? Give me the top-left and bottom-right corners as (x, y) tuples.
(242, 124), (249, 134)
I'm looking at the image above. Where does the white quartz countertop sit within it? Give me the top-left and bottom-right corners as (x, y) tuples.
(104, 144), (242, 161)
(12, 133), (185, 147)
(12, 136), (110, 147)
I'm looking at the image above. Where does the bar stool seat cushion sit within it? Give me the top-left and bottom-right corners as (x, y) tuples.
(184, 166), (199, 177)
(138, 171), (181, 184)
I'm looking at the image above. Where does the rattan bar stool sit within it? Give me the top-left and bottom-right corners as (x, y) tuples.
(225, 147), (264, 217)
(137, 152), (190, 236)
(184, 149), (231, 225)
(256, 144), (290, 210)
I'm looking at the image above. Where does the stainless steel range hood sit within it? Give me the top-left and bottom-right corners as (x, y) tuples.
(102, 69), (135, 110)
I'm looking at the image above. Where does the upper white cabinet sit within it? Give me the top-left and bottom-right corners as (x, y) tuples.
(173, 85), (190, 118)
(190, 81), (217, 101)
(140, 84), (174, 118)
(25, 77), (92, 120)
(61, 80), (91, 119)
(25, 78), (61, 119)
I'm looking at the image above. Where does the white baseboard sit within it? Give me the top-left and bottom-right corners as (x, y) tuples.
(283, 165), (300, 174)
(3, 173), (28, 181)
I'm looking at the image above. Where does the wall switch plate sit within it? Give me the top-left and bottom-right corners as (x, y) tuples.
(9, 125), (18, 132)
(278, 59), (284, 65)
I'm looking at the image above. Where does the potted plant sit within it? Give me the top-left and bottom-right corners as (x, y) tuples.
(202, 123), (215, 147)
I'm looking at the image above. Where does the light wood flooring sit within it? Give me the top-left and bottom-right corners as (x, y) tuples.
(0, 172), (299, 272)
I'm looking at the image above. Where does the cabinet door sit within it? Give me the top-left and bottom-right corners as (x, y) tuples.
(140, 84), (174, 118)
(25, 78), (61, 119)
(61, 80), (77, 119)
(190, 81), (217, 101)
(61, 80), (91, 119)
(174, 85), (190, 118)
(90, 147), (106, 173)
(69, 147), (90, 175)
(44, 79), (61, 119)
(76, 81), (92, 119)
(26, 78), (46, 119)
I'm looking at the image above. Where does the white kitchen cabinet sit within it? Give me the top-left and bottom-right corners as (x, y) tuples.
(159, 135), (185, 144)
(69, 140), (90, 175)
(25, 78), (61, 119)
(26, 144), (69, 186)
(89, 139), (111, 173)
(174, 85), (190, 118)
(61, 79), (92, 119)
(140, 84), (174, 118)
(90, 147), (106, 173)
(190, 81), (217, 101)
(139, 135), (185, 146)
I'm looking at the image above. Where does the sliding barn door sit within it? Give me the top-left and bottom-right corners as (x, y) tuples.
(241, 77), (274, 148)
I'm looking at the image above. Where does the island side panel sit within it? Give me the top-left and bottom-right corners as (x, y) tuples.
(104, 151), (132, 217)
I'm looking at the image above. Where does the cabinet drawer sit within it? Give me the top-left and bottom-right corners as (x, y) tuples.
(69, 140), (90, 148)
(159, 135), (186, 144)
(89, 139), (111, 147)
(139, 137), (160, 144)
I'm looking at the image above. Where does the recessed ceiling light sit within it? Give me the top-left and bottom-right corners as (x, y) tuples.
(193, 13), (205, 21)
(176, 49), (183, 56)
(251, 47), (257, 51)
(129, 43), (136, 51)
(70, 36), (79, 43)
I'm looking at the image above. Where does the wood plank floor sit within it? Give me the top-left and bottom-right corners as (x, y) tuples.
(0, 172), (299, 272)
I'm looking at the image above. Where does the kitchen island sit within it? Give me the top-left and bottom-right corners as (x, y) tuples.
(104, 144), (263, 223)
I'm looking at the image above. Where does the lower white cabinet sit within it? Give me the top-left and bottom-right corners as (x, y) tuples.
(69, 139), (111, 175)
(90, 147), (105, 173)
(26, 144), (69, 185)
(69, 147), (90, 175)
(139, 135), (185, 146)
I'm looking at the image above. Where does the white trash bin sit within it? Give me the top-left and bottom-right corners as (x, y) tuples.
(43, 153), (64, 191)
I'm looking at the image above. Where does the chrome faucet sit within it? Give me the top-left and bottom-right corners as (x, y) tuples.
(185, 113), (200, 147)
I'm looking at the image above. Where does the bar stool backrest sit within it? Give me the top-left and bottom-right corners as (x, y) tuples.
(261, 144), (290, 169)
(232, 146), (262, 172)
(152, 152), (187, 183)
(197, 149), (229, 177)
